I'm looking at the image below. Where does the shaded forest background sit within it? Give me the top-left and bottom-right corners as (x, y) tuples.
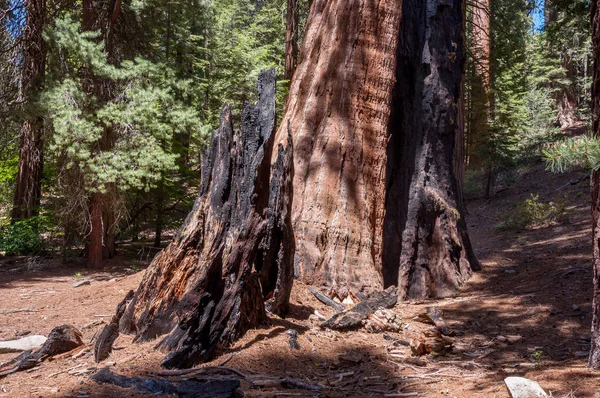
(0, 0), (593, 264)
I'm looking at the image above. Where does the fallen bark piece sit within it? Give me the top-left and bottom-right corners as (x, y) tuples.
(308, 286), (346, 312)
(72, 280), (91, 288)
(0, 335), (47, 354)
(91, 367), (242, 398)
(322, 287), (397, 330)
(504, 377), (548, 398)
(95, 290), (134, 363)
(0, 350), (38, 378)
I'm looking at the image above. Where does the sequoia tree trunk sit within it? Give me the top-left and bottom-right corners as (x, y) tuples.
(588, 0), (600, 370)
(272, 0), (403, 297)
(118, 70), (295, 369)
(11, 0), (46, 223)
(384, 0), (481, 300)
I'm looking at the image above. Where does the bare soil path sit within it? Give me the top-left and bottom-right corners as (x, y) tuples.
(0, 164), (598, 397)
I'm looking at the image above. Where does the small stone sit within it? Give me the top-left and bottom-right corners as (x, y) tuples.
(572, 304), (580, 311)
(0, 335), (47, 354)
(72, 280), (91, 288)
(504, 377), (548, 398)
(504, 269), (517, 274)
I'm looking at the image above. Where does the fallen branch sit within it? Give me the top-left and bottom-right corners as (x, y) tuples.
(0, 308), (37, 315)
(308, 286), (345, 312)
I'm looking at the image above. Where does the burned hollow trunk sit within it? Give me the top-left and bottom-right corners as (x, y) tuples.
(384, 0), (481, 300)
(588, 0), (600, 370)
(118, 69), (294, 369)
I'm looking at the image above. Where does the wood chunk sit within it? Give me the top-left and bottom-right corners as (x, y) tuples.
(95, 290), (134, 362)
(35, 325), (84, 359)
(322, 287), (397, 330)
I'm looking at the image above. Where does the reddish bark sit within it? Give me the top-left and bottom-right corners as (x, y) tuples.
(272, 0), (403, 297)
(284, 0), (299, 81)
(589, 0), (600, 370)
(11, 0), (46, 223)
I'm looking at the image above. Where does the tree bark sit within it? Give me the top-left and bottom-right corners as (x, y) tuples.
(272, 0), (403, 297)
(588, 0), (600, 370)
(11, 0), (46, 223)
(384, 0), (481, 300)
(466, 0), (491, 171)
(82, 0), (121, 266)
(118, 70), (295, 369)
(546, 0), (579, 128)
(284, 0), (299, 81)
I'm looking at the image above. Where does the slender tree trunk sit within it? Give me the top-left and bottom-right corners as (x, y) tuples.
(588, 0), (600, 370)
(88, 192), (104, 268)
(83, 0), (121, 266)
(546, 0), (578, 128)
(11, 0), (46, 223)
(284, 0), (299, 81)
(384, 0), (481, 300)
(272, 0), (403, 297)
(466, 0), (491, 169)
(455, 0), (467, 212)
(153, 184), (164, 248)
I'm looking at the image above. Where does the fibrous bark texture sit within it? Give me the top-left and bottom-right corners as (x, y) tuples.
(588, 0), (600, 370)
(11, 0), (46, 223)
(384, 0), (481, 300)
(284, 0), (299, 81)
(273, 0), (403, 296)
(119, 69), (295, 369)
(466, 0), (491, 169)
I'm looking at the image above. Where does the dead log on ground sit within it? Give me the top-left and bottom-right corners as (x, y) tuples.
(91, 367), (242, 398)
(0, 325), (84, 378)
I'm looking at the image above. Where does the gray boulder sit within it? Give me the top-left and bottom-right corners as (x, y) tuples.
(504, 377), (548, 398)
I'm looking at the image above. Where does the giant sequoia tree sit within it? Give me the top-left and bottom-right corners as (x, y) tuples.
(116, 0), (480, 369)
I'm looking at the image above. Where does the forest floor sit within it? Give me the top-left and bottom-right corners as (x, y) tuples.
(0, 163), (598, 397)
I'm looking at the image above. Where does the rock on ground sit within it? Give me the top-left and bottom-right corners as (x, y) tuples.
(504, 377), (548, 398)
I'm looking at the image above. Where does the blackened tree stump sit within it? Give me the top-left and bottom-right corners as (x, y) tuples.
(118, 69), (295, 369)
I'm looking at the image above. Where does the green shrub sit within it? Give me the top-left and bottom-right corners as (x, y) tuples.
(0, 218), (45, 255)
(496, 193), (567, 230)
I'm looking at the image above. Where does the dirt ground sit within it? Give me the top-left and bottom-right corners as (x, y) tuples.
(0, 164), (599, 397)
